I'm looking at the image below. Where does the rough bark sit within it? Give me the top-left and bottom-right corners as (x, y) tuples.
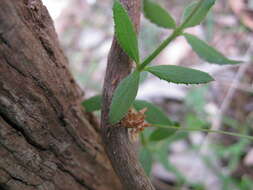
(101, 0), (155, 189)
(0, 0), (121, 189)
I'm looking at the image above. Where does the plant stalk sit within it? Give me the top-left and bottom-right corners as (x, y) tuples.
(138, 0), (204, 71)
(138, 29), (181, 70)
(152, 124), (253, 141)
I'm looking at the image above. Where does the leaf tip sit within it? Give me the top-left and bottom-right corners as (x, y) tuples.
(207, 74), (215, 83)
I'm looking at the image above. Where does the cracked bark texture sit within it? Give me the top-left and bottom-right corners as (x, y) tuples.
(101, 0), (155, 189)
(0, 0), (121, 189)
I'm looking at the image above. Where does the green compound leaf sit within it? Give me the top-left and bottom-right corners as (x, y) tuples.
(109, 71), (140, 124)
(182, 0), (215, 28)
(149, 127), (178, 141)
(82, 95), (102, 112)
(184, 33), (241, 65)
(113, 1), (140, 64)
(143, 0), (176, 29)
(133, 100), (172, 125)
(146, 65), (214, 84)
(139, 147), (153, 176)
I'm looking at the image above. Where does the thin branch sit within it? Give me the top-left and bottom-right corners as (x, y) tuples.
(101, 0), (155, 189)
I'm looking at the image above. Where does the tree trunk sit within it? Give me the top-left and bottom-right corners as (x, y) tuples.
(0, 0), (121, 189)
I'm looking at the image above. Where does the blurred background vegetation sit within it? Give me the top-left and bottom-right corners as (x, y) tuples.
(42, 0), (253, 189)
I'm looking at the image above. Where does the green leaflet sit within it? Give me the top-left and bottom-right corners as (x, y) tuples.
(133, 100), (172, 125)
(83, 95), (174, 130)
(139, 147), (153, 176)
(143, 0), (176, 29)
(82, 95), (102, 112)
(82, 96), (173, 127)
(113, 1), (140, 64)
(149, 127), (178, 141)
(184, 33), (241, 65)
(109, 71), (140, 124)
(146, 65), (214, 84)
(182, 0), (215, 28)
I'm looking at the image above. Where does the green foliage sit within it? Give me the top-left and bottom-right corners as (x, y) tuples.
(109, 71), (140, 124)
(149, 127), (178, 141)
(185, 114), (209, 129)
(83, 97), (173, 127)
(133, 100), (172, 125)
(139, 147), (153, 175)
(102, 0), (242, 134)
(182, 0), (215, 28)
(143, 0), (176, 29)
(155, 141), (186, 183)
(82, 95), (102, 112)
(239, 177), (253, 190)
(184, 33), (241, 65)
(213, 138), (249, 172)
(107, 1), (247, 183)
(113, 0), (140, 64)
(204, 127), (252, 190)
(82, 1), (249, 186)
(146, 65), (214, 84)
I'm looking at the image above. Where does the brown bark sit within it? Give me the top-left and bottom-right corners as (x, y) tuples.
(101, 0), (155, 190)
(0, 0), (121, 189)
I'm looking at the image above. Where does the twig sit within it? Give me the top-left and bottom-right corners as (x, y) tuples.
(101, 0), (155, 189)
